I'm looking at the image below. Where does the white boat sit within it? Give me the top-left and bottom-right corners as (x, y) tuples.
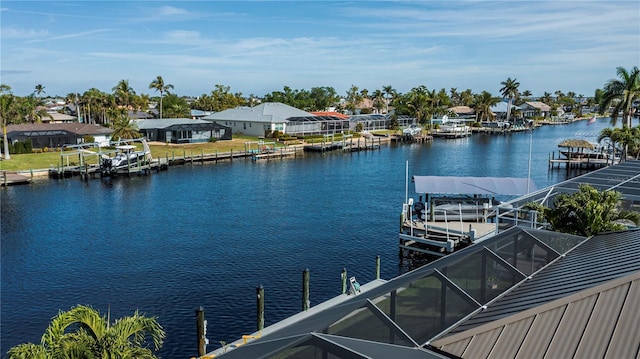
(402, 124), (422, 136)
(101, 139), (152, 175)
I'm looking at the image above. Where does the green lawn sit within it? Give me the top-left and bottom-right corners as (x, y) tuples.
(0, 131), (397, 172)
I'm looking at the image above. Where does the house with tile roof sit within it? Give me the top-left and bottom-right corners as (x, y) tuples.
(519, 101), (552, 119)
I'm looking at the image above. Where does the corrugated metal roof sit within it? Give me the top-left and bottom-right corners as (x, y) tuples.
(430, 270), (640, 359)
(445, 229), (640, 335)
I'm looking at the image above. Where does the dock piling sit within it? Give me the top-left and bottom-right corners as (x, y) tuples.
(376, 255), (381, 280)
(341, 268), (347, 294)
(256, 285), (264, 331)
(302, 268), (310, 311)
(196, 306), (206, 357)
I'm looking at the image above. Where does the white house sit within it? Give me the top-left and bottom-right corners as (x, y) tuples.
(202, 102), (312, 137)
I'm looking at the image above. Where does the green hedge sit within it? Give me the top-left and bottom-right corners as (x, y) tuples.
(9, 140), (33, 154)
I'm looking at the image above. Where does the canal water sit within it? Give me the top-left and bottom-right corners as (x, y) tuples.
(0, 119), (617, 357)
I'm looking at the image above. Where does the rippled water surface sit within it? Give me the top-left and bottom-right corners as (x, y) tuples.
(1, 120), (615, 357)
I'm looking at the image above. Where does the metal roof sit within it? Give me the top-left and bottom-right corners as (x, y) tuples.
(442, 229), (640, 336)
(430, 270), (640, 359)
(135, 118), (227, 131)
(412, 176), (536, 195)
(203, 102), (312, 123)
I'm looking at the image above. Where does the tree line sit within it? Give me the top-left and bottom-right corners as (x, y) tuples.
(1, 66), (638, 159)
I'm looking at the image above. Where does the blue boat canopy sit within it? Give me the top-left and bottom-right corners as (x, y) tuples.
(412, 176), (536, 195)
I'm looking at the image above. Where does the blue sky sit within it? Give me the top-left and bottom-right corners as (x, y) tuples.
(2, 1), (639, 98)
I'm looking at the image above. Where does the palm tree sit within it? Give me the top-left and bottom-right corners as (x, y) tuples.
(599, 66), (640, 128)
(7, 305), (165, 359)
(149, 75), (174, 119)
(382, 85), (395, 114)
(407, 85), (430, 126)
(524, 184), (639, 236)
(372, 89), (385, 114)
(112, 79), (136, 109)
(110, 108), (140, 140)
(500, 77), (520, 124)
(471, 91), (500, 122)
(1, 84), (15, 160)
(34, 84), (46, 98)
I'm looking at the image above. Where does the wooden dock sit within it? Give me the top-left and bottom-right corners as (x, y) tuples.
(548, 152), (617, 171)
(1, 170), (32, 186)
(304, 137), (384, 153)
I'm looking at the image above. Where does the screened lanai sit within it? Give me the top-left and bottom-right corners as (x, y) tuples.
(285, 116), (350, 136)
(208, 227), (588, 358)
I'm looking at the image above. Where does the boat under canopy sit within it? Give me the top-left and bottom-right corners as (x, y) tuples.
(412, 176), (536, 196)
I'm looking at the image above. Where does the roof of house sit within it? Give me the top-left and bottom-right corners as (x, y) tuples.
(490, 102), (520, 113)
(310, 111), (350, 119)
(202, 102), (312, 123)
(135, 118), (229, 131)
(43, 112), (77, 122)
(522, 101), (552, 112)
(431, 228), (640, 358)
(5, 123), (113, 137)
(449, 106), (474, 115)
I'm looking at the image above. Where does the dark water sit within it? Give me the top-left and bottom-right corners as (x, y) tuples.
(0, 120), (615, 357)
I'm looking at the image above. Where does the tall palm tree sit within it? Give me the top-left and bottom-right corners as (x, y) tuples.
(382, 85), (395, 114)
(34, 84), (46, 98)
(499, 77), (520, 124)
(1, 84), (15, 160)
(599, 66), (640, 128)
(7, 305), (165, 359)
(148, 75), (174, 119)
(112, 79), (136, 109)
(372, 89), (385, 114)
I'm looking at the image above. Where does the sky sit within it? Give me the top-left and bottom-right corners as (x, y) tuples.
(1, 1), (639, 99)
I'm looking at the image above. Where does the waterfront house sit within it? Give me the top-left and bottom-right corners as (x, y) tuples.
(489, 102), (521, 121)
(448, 106), (476, 120)
(202, 102), (312, 137)
(520, 101), (552, 119)
(2, 123), (113, 149)
(135, 118), (231, 143)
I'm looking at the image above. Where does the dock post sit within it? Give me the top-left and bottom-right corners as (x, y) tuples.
(231, 149), (233, 162)
(30, 168), (33, 182)
(2, 171), (6, 186)
(190, 151), (194, 165)
(376, 255), (381, 280)
(341, 268), (347, 294)
(256, 285), (264, 331)
(302, 268), (310, 311)
(196, 306), (206, 357)
(201, 150), (204, 164)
